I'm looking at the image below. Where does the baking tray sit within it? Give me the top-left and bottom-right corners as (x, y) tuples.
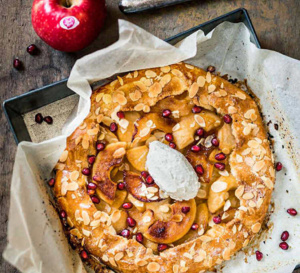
(3, 8), (260, 144)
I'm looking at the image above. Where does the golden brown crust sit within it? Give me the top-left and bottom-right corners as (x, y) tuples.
(54, 63), (275, 273)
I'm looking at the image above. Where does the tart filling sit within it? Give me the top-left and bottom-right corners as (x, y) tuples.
(54, 63), (275, 273)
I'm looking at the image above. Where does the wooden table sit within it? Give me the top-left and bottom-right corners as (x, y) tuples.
(1, 0), (299, 272)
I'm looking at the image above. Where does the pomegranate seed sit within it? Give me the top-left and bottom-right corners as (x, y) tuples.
(91, 195), (100, 204)
(122, 202), (133, 209)
(117, 111), (125, 119)
(213, 215), (222, 224)
(13, 58), (22, 70)
(211, 137), (219, 147)
(162, 109), (171, 118)
(35, 113), (43, 124)
(214, 163), (225, 171)
(110, 122), (118, 132)
(215, 153), (226, 161)
(195, 164), (204, 175)
(191, 145), (201, 152)
(27, 44), (38, 55)
(169, 142), (176, 149)
(165, 133), (173, 142)
(279, 242), (289, 250)
(191, 223), (199, 230)
(127, 217), (136, 227)
(196, 128), (204, 137)
(87, 182), (97, 190)
(146, 175), (154, 184)
(93, 175), (101, 182)
(255, 250), (263, 261)
(96, 142), (105, 152)
(181, 207), (190, 214)
(276, 162), (283, 171)
(44, 116), (53, 124)
(207, 65), (216, 73)
(192, 106), (202, 114)
(158, 244), (168, 252)
(88, 155), (96, 165)
(60, 210), (67, 218)
(120, 229), (130, 238)
(223, 114), (232, 124)
(87, 189), (95, 195)
(287, 208), (297, 216)
(47, 178), (55, 187)
(281, 231), (289, 241)
(82, 168), (91, 176)
(117, 182), (125, 190)
(80, 250), (88, 260)
(141, 171), (149, 178)
(136, 232), (143, 243)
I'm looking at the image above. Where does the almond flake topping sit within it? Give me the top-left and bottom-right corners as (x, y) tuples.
(194, 115), (206, 127)
(224, 200), (231, 211)
(172, 123), (181, 132)
(211, 181), (227, 193)
(145, 70), (157, 78)
(235, 185), (244, 198)
(95, 93), (104, 102)
(82, 229), (91, 237)
(59, 150), (68, 162)
(160, 66), (171, 73)
(117, 76), (124, 86)
(113, 147), (126, 158)
(129, 90), (142, 101)
(140, 127), (151, 138)
(149, 82), (162, 98)
(67, 182), (79, 191)
(208, 84), (216, 93)
(242, 192), (254, 200)
(189, 82), (199, 98)
(147, 262), (160, 272)
(133, 71), (138, 78)
(171, 69), (183, 77)
(114, 252), (124, 261)
(82, 211), (90, 225)
(134, 81), (147, 92)
(251, 222), (261, 233)
(228, 106), (237, 114)
(206, 72), (212, 83)
(103, 94), (112, 105)
(134, 103), (145, 111)
(87, 128), (98, 136)
(235, 91), (246, 100)
(160, 74), (172, 87)
(197, 76), (206, 87)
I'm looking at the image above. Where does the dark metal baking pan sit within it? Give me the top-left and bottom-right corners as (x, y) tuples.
(3, 8), (260, 144)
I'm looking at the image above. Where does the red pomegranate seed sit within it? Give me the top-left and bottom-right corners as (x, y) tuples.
(122, 202), (133, 209)
(120, 229), (130, 238)
(169, 142), (176, 149)
(281, 231), (289, 241)
(158, 244), (168, 252)
(191, 223), (199, 230)
(192, 106), (202, 114)
(117, 182), (125, 190)
(136, 232), (143, 243)
(207, 65), (216, 73)
(181, 207), (190, 214)
(87, 189), (95, 195)
(146, 175), (154, 184)
(27, 44), (38, 55)
(276, 162), (283, 171)
(165, 133), (173, 142)
(211, 137), (219, 147)
(48, 178), (55, 187)
(195, 164), (204, 175)
(80, 250), (88, 260)
(44, 116), (53, 124)
(127, 217), (136, 227)
(223, 114), (232, 124)
(35, 113), (43, 124)
(141, 171), (149, 178)
(91, 195), (100, 204)
(96, 142), (105, 152)
(87, 182), (97, 190)
(110, 122), (118, 132)
(191, 145), (201, 152)
(13, 58), (22, 70)
(279, 242), (289, 250)
(287, 208), (297, 216)
(213, 216), (222, 224)
(88, 155), (96, 165)
(162, 109), (172, 118)
(255, 250), (263, 261)
(60, 210), (67, 218)
(93, 175), (101, 182)
(214, 163), (225, 171)
(82, 168), (91, 176)
(117, 111), (125, 119)
(196, 128), (204, 137)
(215, 153), (226, 161)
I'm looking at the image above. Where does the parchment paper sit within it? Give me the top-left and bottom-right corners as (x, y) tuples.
(3, 20), (300, 273)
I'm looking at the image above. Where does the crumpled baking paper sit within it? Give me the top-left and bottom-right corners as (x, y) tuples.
(3, 20), (300, 273)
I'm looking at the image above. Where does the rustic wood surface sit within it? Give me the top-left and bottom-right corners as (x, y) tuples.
(1, 0), (300, 272)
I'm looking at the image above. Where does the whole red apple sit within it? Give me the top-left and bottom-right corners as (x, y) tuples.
(31, 0), (106, 52)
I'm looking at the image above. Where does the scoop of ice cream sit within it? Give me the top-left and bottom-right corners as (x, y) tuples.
(146, 141), (200, 201)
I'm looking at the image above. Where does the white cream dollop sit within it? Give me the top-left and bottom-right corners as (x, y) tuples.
(146, 141), (200, 201)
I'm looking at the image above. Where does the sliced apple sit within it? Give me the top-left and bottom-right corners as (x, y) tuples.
(126, 145), (149, 171)
(144, 199), (196, 244)
(218, 123), (236, 154)
(92, 142), (126, 205)
(200, 111), (222, 132)
(117, 111), (141, 143)
(111, 209), (128, 233)
(195, 203), (209, 230)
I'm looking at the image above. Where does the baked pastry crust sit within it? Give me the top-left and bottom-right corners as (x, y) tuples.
(54, 63), (275, 273)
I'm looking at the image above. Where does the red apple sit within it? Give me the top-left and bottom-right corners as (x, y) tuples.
(31, 0), (106, 52)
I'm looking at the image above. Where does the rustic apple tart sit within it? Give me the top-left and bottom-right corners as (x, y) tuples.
(54, 62), (275, 273)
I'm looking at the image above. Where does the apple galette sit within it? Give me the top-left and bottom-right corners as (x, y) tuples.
(54, 63), (275, 273)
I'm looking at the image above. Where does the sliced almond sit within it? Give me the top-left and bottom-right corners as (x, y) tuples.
(113, 147), (126, 158)
(160, 66), (171, 73)
(189, 82), (199, 98)
(59, 150), (68, 162)
(211, 181), (227, 193)
(251, 222), (261, 233)
(197, 76), (206, 87)
(145, 70), (157, 78)
(194, 115), (205, 127)
(147, 262), (160, 272)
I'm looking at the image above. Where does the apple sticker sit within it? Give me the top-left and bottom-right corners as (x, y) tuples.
(60, 16), (80, 30)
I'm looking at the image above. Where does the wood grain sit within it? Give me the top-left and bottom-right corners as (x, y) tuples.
(0, 0), (299, 272)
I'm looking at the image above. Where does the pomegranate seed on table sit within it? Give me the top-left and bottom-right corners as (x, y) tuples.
(191, 223), (199, 230)
(279, 242), (289, 250)
(255, 250), (263, 261)
(141, 171), (149, 178)
(158, 244), (168, 252)
(117, 182), (125, 190)
(127, 217), (136, 227)
(165, 133), (173, 142)
(13, 58), (22, 70)
(82, 168), (91, 176)
(80, 250), (88, 260)
(162, 109), (171, 118)
(281, 231), (289, 241)
(211, 137), (219, 147)
(27, 44), (38, 55)
(122, 202), (133, 209)
(120, 229), (130, 238)
(87, 155), (96, 165)
(214, 163), (225, 171)
(110, 122), (118, 132)
(60, 210), (67, 218)
(195, 164), (204, 175)
(96, 142), (105, 151)
(136, 233), (143, 243)
(91, 195), (100, 204)
(213, 215), (221, 224)
(35, 113), (43, 124)
(44, 116), (53, 124)
(287, 208), (297, 216)
(169, 142), (176, 149)
(117, 111), (125, 119)
(207, 65), (216, 73)
(146, 175), (154, 184)
(47, 178), (55, 187)
(275, 162), (283, 171)
(181, 206), (190, 214)
(223, 114), (232, 124)
(191, 145), (201, 152)
(215, 153), (226, 161)
(87, 182), (97, 190)
(192, 106), (202, 114)
(196, 128), (204, 137)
